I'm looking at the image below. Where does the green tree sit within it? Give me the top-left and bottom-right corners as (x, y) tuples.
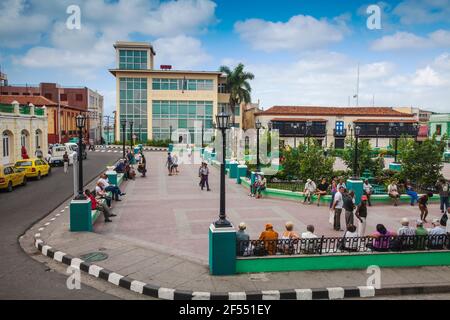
(298, 139), (335, 182)
(400, 136), (446, 187)
(342, 138), (379, 176)
(219, 63), (254, 125)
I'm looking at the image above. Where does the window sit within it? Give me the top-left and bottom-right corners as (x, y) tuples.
(60, 94), (67, 101)
(44, 93), (52, 100)
(436, 124), (442, 136)
(76, 94), (83, 101)
(152, 78), (213, 91)
(12, 92), (19, 95)
(2, 132), (9, 158)
(118, 50), (148, 70)
(33, 93), (40, 96)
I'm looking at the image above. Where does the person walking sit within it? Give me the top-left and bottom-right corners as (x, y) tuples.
(166, 152), (173, 176)
(436, 178), (450, 214)
(35, 146), (43, 159)
(63, 151), (70, 173)
(138, 153), (147, 177)
(21, 145), (29, 159)
(332, 185), (345, 231)
(363, 179), (373, 206)
(343, 190), (356, 227)
(199, 162), (211, 191)
(355, 195), (369, 236)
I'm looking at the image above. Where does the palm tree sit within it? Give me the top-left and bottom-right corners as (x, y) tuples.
(219, 63), (254, 126)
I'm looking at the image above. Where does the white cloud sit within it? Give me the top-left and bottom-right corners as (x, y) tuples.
(0, 0), (50, 48)
(393, 0), (450, 25)
(153, 35), (211, 69)
(371, 30), (450, 51)
(244, 52), (450, 112)
(234, 15), (345, 52)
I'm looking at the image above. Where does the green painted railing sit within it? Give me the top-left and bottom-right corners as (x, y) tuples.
(0, 104), (14, 113)
(35, 108), (45, 116)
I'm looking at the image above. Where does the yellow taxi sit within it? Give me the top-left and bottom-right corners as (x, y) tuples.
(0, 164), (27, 192)
(15, 158), (51, 180)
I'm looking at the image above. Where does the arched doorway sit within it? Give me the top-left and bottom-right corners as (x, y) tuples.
(2, 130), (14, 165)
(35, 129), (43, 149)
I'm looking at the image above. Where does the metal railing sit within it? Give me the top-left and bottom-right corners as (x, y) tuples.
(237, 235), (450, 257)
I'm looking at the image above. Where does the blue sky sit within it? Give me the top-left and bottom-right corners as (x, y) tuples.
(1, 0), (450, 116)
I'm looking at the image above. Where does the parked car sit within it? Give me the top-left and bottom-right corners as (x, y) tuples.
(0, 164), (27, 192)
(15, 158), (51, 180)
(47, 144), (76, 166)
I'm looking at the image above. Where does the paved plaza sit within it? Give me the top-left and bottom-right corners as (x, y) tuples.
(93, 152), (443, 264)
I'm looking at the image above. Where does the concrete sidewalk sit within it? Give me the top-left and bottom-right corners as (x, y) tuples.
(23, 152), (450, 299)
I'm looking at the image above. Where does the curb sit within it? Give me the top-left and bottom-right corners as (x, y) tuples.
(93, 145), (168, 152)
(32, 209), (450, 300)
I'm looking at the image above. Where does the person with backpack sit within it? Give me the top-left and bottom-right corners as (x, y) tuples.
(436, 178), (450, 214)
(166, 152), (173, 176)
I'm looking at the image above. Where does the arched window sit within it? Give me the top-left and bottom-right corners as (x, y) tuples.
(35, 129), (42, 149)
(2, 132), (9, 158)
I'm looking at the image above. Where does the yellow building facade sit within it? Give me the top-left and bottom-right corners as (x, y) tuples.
(110, 42), (235, 144)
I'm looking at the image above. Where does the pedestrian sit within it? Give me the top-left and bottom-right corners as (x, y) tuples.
(35, 146), (43, 159)
(236, 222), (250, 256)
(388, 180), (400, 206)
(368, 224), (397, 252)
(418, 192), (433, 223)
(363, 179), (373, 206)
(303, 179), (316, 204)
(337, 178), (346, 191)
(315, 177), (329, 207)
(255, 173), (267, 199)
(199, 162), (210, 191)
(98, 173), (126, 201)
(341, 224), (358, 252)
(332, 185), (345, 231)
(436, 178), (450, 214)
(95, 182), (112, 207)
(355, 195), (368, 236)
(329, 177), (337, 209)
(343, 190), (355, 227)
(166, 152), (173, 176)
(21, 145), (29, 159)
(138, 153), (147, 177)
(405, 180), (419, 206)
(172, 153), (179, 175)
(63, 151), (70, 173)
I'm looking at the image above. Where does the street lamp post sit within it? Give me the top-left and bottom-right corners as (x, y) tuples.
(390, 123), (402, 163)
(75, 115), (87, 200)
(255, 119), (262, 172)
(291, 123), (299, 148)
(121, 119), (126, 159)
(352, 125), (361, 179)
(201, 119), (204, 148)
(413, 123), (419, 142)
(129, 121), (134, 150)
(375, 126), (379, 148)
(169, 125), (173, 143)
(214, 111), (231, 228)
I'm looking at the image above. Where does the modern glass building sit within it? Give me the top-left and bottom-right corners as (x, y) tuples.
(110, 41), (237, 144)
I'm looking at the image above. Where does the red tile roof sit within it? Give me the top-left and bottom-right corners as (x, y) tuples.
(257, 106), (415, 117)
(353, 119), (418, 123)
(0, 95), (57, 106)
(271, 117), (327, 122)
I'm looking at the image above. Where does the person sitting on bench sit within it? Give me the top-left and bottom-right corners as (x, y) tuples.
(85, 189), (116, 223)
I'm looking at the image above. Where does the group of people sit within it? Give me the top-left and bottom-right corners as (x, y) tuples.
(249, 173), (267, 198)
(166, 152), (179, 176)
(115, 148), (147, 180)
(198, 161), (210, 191)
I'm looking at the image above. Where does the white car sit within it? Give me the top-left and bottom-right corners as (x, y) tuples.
(47, 144), (76, 166)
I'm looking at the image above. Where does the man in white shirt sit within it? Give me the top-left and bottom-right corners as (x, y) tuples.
(397, 218), (416, 236)
(301, 225), (318, 254)
(332, 186), (345, 231)
(429, 218), (447, 249)
(303, 179), (317, 204)
(98, 173), (125, 201)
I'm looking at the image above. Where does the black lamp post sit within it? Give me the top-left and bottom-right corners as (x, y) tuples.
(390, 122), (402, 163)
(352, 125), (361, 180)
(121, 119), (126, 159)
(291, 123), (299, 148)
(75, 114), (87, 200)
(255, 119), (262, 172)
(129, 121), (134, 150)
(267, 121), (273, 132)
(201, 119), (204, 148)
(375, 126), (379, 148)
(348, 124), (353, 148)
(305, 121), (312, 149)
(214, 111), (231, 228)
(413, 123), (419, 142)
(169, 125), (173, 143)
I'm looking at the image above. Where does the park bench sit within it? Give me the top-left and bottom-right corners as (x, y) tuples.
(90, 173), (124, 224)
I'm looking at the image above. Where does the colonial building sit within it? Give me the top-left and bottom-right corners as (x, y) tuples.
(0, 97), (48, 165)
(255, 106), (418, 149)
(429, 114), (450, 147)
(0, 82), (104, 144)
(110, 41), (239, 143)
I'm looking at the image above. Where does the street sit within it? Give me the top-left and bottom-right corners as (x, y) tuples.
(0, 151), (119, 299)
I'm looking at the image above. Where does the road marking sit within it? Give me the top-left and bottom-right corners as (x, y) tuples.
(38, 228), (44, 231)
(35, 233), (41, 238)
(158, 288), (175, 300)
(192, 292), (210, 300)
(327, 287), (345, 300)
(130, 281), (146, 294)
(228, 292), (246, 300)
(295, 289), (312, 300)
(44, 222), (50, 226)
(55, 214), (61, 217)
(53, 251), (66, 262)
(50, 218), (56, 221)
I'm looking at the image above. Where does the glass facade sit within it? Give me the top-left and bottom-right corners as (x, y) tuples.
(152, 78), (213, 91)
(152, 100), (213, 141)
(119, 78), (148, 141)
(119, 50), (148, 70)
(218, 103), (240, 116)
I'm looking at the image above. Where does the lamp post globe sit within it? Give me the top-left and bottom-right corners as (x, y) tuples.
(75, 114), (87, 200)
(214, 112), (231, 228)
